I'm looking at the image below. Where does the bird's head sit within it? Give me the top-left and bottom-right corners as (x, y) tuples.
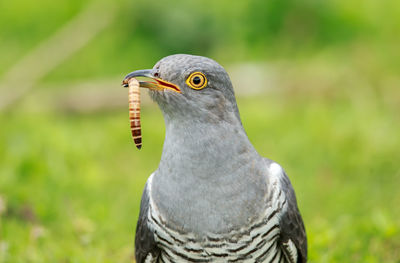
(123, 54), (241, 123)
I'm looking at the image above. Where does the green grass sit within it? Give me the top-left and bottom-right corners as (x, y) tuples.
(1, 0), (400, 261)
(0, 90), (399, 262)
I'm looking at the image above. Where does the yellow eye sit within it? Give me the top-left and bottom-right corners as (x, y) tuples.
(186, 72), (207, 90)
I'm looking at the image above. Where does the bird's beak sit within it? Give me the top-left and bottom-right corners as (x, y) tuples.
(122, 69), (181, 93)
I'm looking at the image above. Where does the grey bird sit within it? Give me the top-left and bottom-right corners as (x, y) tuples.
(123, 54), (307, 263)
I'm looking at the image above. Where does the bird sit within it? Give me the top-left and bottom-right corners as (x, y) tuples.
(123, 54), (307, 263)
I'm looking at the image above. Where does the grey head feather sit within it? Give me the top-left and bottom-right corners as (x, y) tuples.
(149, 54), (242, 125)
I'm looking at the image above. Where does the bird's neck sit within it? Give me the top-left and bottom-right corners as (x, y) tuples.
(158, 117), (260, 181)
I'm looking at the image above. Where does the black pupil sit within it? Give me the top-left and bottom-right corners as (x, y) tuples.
(193, 76), (202, 85)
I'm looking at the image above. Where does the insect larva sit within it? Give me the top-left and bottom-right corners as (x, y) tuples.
(128, 78), (142, 149)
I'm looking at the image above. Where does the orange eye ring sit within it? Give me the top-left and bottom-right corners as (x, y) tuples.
(186, 72), (207, 90)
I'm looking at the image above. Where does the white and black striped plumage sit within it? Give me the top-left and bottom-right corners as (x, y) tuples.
(124, 55), (307, 263)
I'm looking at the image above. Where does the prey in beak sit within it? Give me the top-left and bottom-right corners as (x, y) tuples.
(121, 69), (181, 150)
(122, 69), (181, 93)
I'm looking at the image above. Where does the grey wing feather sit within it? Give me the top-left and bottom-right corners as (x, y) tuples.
(135, 181), (160, 263)
(278, 170), (307, 263)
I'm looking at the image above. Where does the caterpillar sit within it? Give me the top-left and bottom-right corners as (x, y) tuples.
(127, 78), (142, 149)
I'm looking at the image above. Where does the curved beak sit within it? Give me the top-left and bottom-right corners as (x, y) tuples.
(122, 69), (181, 93)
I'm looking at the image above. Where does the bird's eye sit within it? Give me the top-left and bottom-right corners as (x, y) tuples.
(186, 72), (207, 90)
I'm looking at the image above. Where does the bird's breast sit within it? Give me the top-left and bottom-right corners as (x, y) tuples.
(151, 161), (269, 235)
(148, 195), (287, 263)
(145, 167), (290, 262)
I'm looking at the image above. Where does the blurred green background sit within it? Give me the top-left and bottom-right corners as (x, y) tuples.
(0, 0), (399, 262)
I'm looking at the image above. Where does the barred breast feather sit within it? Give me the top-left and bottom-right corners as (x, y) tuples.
(136, 161), (305, 263)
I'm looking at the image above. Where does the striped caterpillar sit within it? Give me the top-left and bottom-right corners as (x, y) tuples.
(127, 78), (142, 149)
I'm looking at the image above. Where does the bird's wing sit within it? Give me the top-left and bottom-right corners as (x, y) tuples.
(266, 160), (308, 263)
(279, 170), (307, 263)
(135, 179), (160, 263)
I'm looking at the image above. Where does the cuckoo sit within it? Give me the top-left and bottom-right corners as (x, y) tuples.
(122, 54), (307, 263)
